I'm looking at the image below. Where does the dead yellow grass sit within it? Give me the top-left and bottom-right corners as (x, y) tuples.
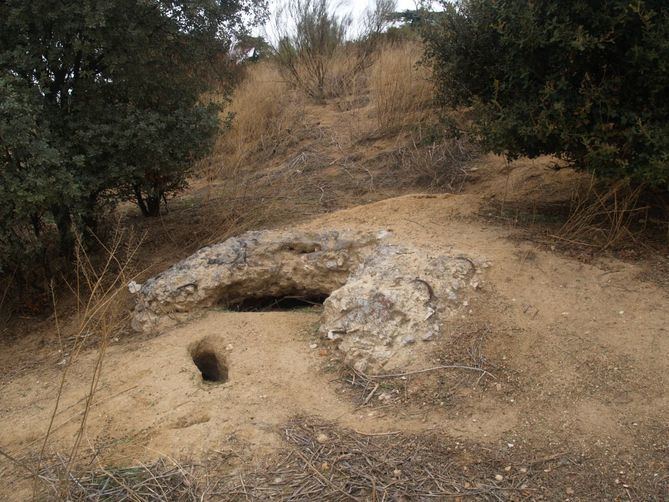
(324, 48), (370, 103)
(369, 42), (434, 133)
(556, 177), (648, 251)
(205, 62), (306, 177)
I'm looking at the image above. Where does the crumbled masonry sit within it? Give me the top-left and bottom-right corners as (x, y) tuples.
(132, 229), (482, 371)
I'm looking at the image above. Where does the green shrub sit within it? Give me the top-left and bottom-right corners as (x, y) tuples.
(0, 0), (264, 278)
(424, 0), (669, 189)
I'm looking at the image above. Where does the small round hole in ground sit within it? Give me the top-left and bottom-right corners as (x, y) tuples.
(190, 340), (228, 383)
(227, 294), (328, 312)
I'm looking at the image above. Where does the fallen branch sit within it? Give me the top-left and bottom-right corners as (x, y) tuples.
(367, 364), (495, 380)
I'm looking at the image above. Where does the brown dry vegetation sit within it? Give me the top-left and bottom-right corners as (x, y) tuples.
(370, 41), (434, 133)
(1, 38), (669, 501)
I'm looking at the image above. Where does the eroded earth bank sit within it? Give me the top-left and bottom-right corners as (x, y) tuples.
(1, 191), (668, 500)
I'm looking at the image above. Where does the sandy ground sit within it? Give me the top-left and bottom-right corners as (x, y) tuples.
(1, 182), (668, 499)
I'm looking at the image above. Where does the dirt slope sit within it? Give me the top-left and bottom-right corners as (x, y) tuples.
(1, 184), (667, 499)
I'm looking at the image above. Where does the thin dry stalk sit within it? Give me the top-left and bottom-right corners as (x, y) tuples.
(30, 227), (144, 500)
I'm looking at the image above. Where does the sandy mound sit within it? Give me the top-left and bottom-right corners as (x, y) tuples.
(1, 192), (667, 499)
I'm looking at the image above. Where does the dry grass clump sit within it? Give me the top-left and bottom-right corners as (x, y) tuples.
(555, 177), (648, 251)
(373, 134), (476, 192)
(394, 136), (474, 190)
(322, 48), (371, 105)
(38, 457), (201, 501)
(369, 42), (434, 133)
(205, 62), (306, 176)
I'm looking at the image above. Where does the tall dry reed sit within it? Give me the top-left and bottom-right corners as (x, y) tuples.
(369, 42), (434, 133)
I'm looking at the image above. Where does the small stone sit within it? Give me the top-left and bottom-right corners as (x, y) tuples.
(309, 343), (318, 349)
(504, 466), (512, 472)
(495, 474), (504, 481)
(519, 467), (528, 473)
(316, 433), (329, 444)
(378, 392), (393, 401)
(393, 469), (401, 477)
(128, 281), (142, 294)
(566, 487), (575, 495)
(495, 383), (502, 391)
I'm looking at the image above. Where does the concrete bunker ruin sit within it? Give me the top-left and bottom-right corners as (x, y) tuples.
(132, 229), (480, 372)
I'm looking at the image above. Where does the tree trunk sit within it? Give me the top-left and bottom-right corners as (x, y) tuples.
(133, 185), (162, 217)
(145, 193), (162, 217)
(134, 185), (150, 217)
(50, 204), (74, 257)
(80, 192), (100, 245)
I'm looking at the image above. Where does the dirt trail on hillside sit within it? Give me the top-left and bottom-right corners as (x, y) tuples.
(1, 187), (668, 499)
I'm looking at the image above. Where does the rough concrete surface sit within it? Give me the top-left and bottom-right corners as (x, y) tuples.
(132, 229), (480, 371)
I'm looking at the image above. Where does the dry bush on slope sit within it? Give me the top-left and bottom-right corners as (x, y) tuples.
(556, 177), (649, 251)
(370, 42), (434, 133)
(387, 135), (475, 191)
(273, 0), (395, 100)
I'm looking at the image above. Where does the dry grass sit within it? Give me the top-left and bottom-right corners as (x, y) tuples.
(386, 135), (476, 190)
(555, 177), (648, 251)
(271, 0), (392, 101)
(279, 44), (370, 100)
(0, 228), (145, 500)
(213, 417), (566, 501)
(324, 49), (371, 105)
(203, 62), (306, 176)
(369, 42), (434, 133)
(38, 457), (201, 501)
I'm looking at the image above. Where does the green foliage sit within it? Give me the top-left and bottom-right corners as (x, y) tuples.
(0, 75), (69, 273)
(424, 0), (669, 189)
(0, 0), (264, 277)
